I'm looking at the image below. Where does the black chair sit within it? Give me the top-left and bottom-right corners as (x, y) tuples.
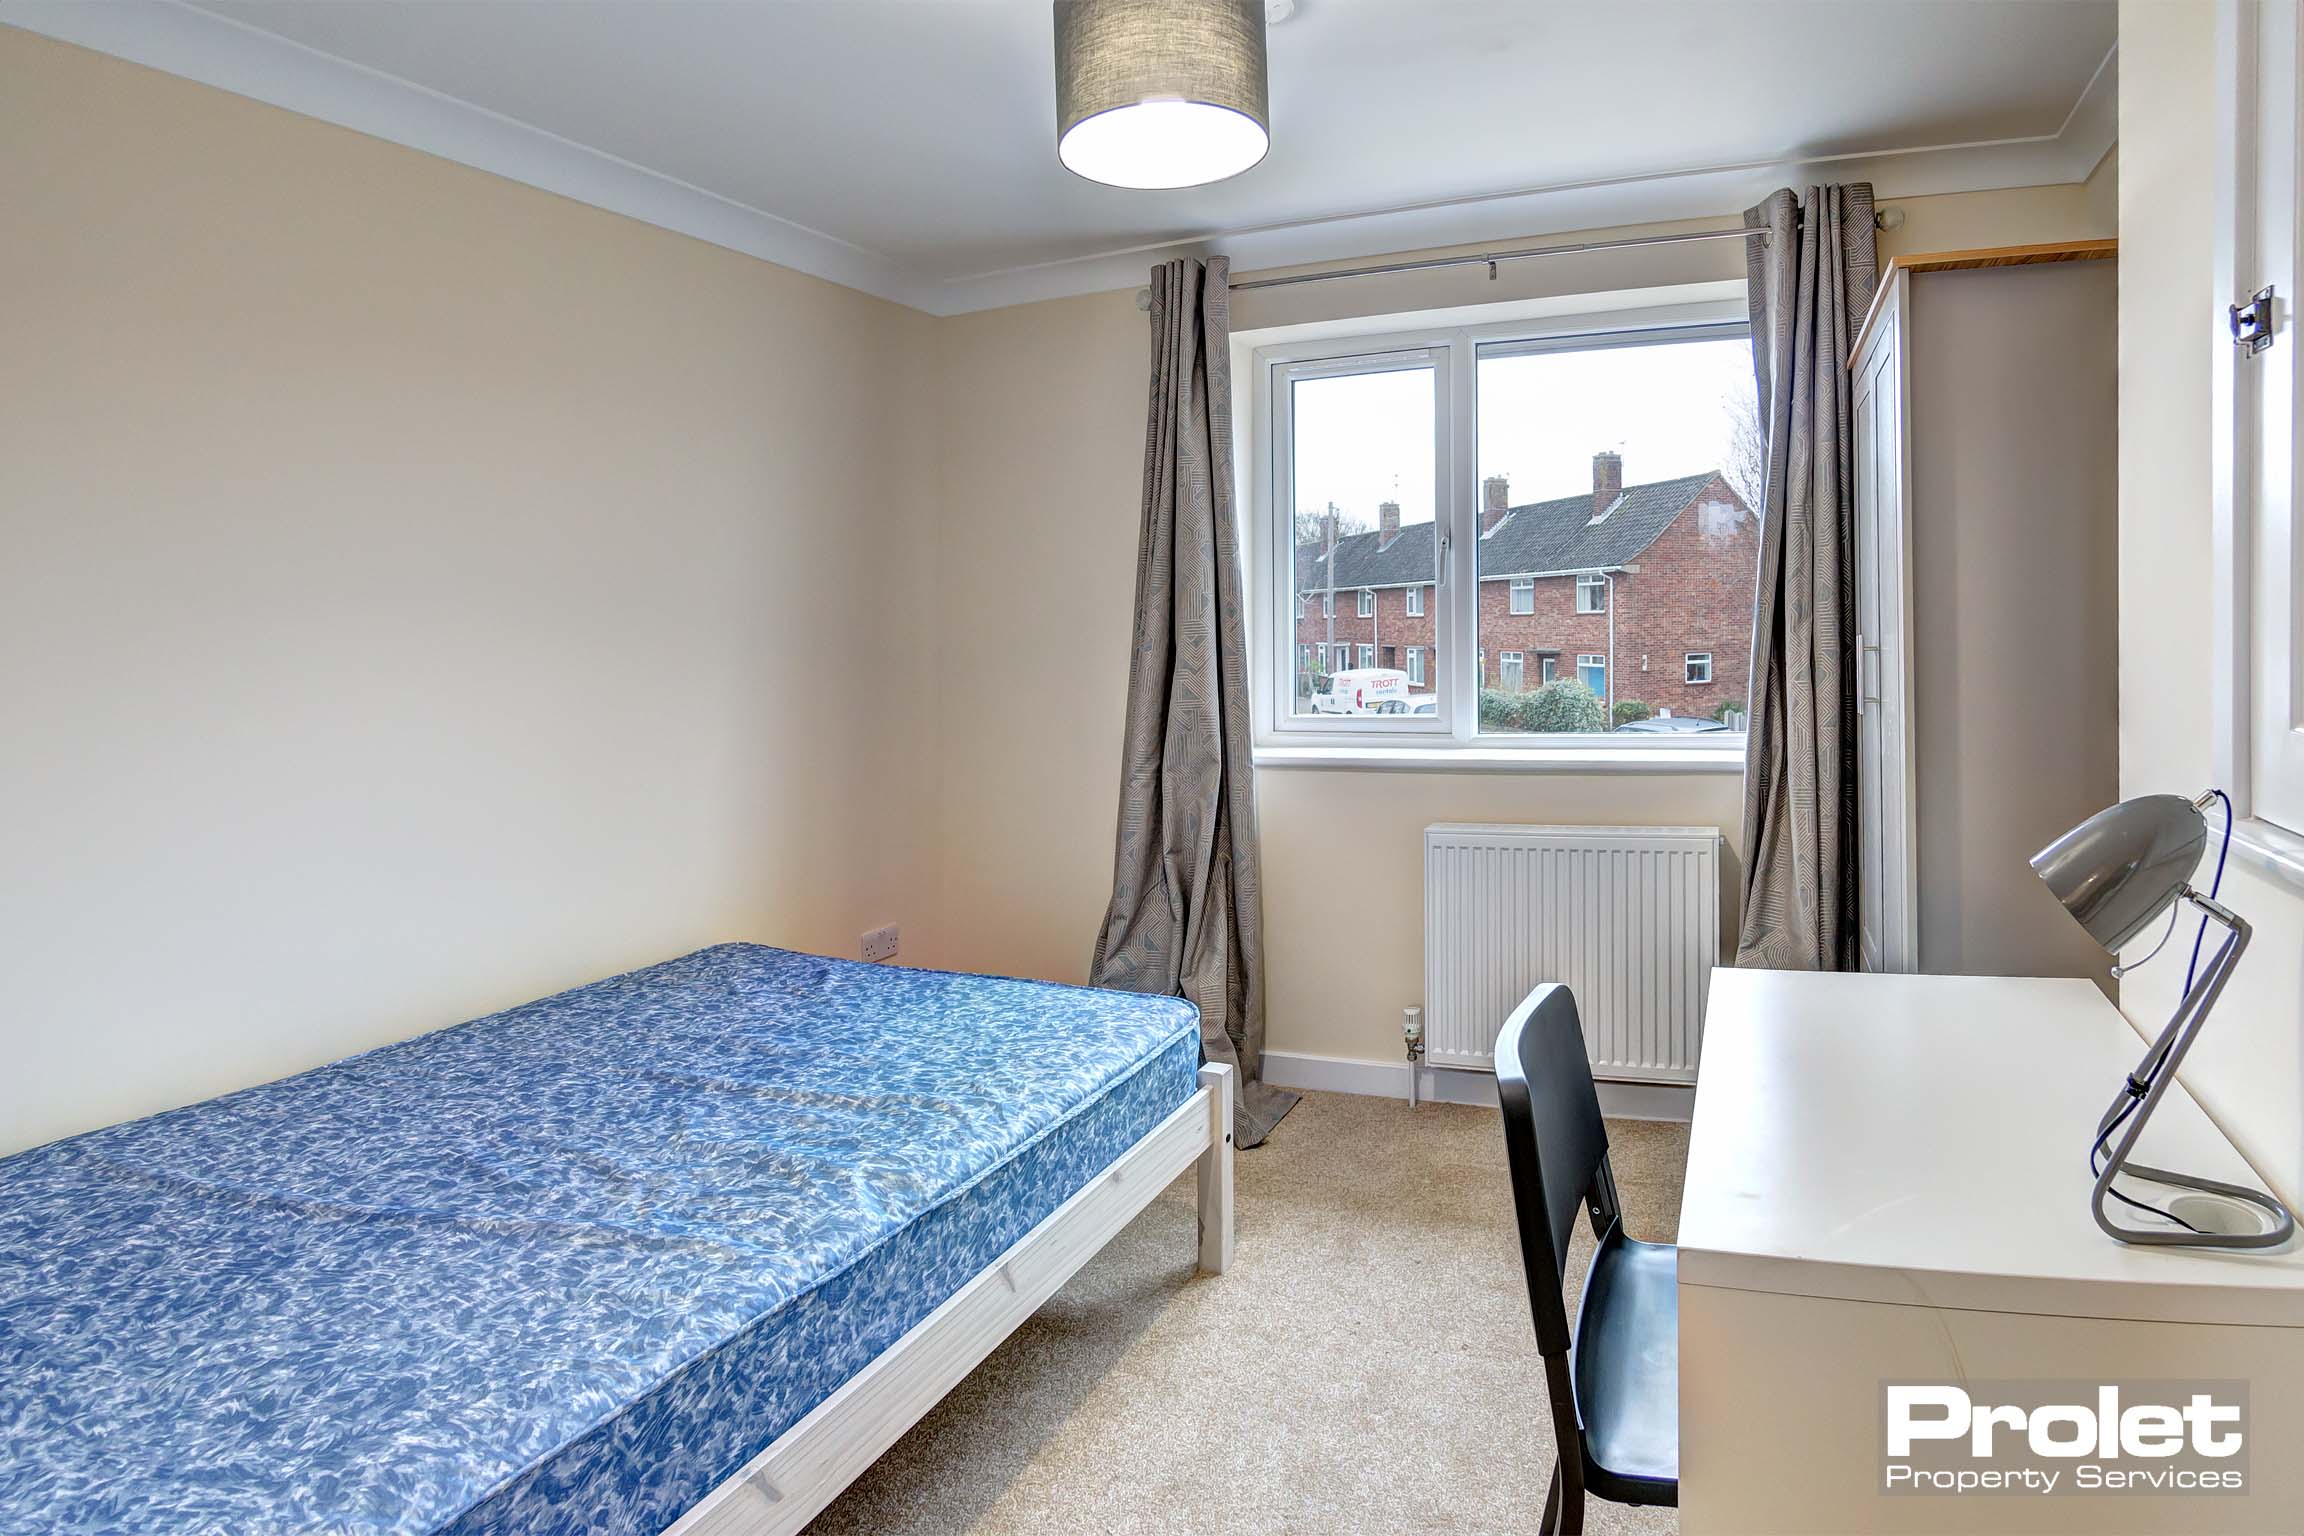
(1495, 983), (1678, 1535)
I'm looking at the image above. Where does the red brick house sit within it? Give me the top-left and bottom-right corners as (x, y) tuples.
(1294, 452), (1758, 721)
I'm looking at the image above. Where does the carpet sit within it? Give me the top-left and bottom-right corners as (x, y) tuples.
(805, 1089), (1688, 1536)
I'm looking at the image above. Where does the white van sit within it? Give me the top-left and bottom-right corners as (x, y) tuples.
(1316, 668), (1411, 715)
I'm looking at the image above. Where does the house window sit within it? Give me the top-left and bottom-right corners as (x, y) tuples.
(1685, 652), (1713, 685)
(1296, 594), (1307, 620)
(1299, 644), (1312, 676)
(1259, 314), (1753, 748)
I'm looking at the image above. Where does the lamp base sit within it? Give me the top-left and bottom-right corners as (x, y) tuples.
(2097, 1157), (2296, 1249)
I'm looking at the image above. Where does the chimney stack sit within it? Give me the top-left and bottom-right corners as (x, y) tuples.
(1481, 474), (1510, 535)
(1592, 451), (1623, 516)
(1378, 499), (1401, 546)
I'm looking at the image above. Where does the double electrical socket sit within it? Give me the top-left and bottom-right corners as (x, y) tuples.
(861, 924), (900, 963)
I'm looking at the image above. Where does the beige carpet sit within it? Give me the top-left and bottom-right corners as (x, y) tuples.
(806, 1090), (1688, 1536)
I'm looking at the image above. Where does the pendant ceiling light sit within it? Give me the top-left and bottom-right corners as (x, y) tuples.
(1054, 0), (1270, 190)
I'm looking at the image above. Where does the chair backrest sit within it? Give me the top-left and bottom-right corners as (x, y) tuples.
(1494, 982), (1613, 1357)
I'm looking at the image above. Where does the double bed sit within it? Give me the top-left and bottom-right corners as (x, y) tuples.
(0, 943), (1234, 1535)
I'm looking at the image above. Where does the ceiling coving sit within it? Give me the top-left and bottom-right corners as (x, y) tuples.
(4, 1), (2117, 315)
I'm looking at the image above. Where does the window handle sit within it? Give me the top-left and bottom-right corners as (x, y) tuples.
(1438, 530), (1451, 586)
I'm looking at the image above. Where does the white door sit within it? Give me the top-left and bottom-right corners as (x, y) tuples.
(1851, 281), (1919, 970)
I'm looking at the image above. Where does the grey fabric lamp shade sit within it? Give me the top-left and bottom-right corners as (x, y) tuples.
(2030, 794), (2209, 952)
(1054, 0), (1269, 189)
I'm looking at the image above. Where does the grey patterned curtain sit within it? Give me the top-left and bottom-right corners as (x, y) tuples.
(1091, 255), (1297, 1148)
(1735, 185), (1878, 970)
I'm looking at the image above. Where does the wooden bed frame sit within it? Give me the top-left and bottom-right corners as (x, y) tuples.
(664, 1062), (1237, 1536)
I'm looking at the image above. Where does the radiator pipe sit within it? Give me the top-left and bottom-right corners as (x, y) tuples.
(1403, 1006), (1425, 1109)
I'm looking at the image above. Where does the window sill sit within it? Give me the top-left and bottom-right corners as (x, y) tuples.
(1252, 742), (1747, 775)
(2231, 815), (2304, 895)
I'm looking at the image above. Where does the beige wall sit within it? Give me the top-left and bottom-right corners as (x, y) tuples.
(1905, 260), (2119, 984)
(3, 22), (2138, 1154)
(2116, 2), (2304, 1207)
(0, 31), (939, 1153)
(925, 184), (2114, 1068)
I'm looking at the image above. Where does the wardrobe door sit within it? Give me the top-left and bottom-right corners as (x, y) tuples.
(1851, 278), (1916, 972)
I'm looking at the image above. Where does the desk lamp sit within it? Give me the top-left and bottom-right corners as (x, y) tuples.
(2032, 792), (2294, 1249)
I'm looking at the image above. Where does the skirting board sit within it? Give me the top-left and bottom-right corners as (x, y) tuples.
(1262, 1049), (1694, 1122)
(664, 1062), (1234, 1536)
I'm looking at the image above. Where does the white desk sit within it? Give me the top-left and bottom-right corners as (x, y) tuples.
(1679, 970), (2304, 1534)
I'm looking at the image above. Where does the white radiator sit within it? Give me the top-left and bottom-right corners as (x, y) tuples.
(1423, 824), (1721, 1083)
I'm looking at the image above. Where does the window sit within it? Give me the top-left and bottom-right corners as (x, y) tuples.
(1259, 314), (1754, 750)
(1685, 652), (1713, 685)
(1295, 595), (1307, 620)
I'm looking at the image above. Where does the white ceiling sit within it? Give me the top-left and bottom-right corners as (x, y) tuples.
(10, 1), (2118, 313)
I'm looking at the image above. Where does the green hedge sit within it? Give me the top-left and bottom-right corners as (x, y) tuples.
(1478, 679), (1608, 733)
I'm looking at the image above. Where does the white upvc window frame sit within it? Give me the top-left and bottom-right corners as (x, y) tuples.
(1407, 647), (1426, 686)
(1686, 651), (1714, 684)
(1576, 572), (1607, 613)
(1249, 301), (1750, 766)
(1578, 653), (1608, 695)
(1357, 643), (1376, 669)
(1508, 578), (1537, 615)
(1405, 585), (1426, 616)
(2212, 0), (2304, 881)
(1357, 588), (1376, 617)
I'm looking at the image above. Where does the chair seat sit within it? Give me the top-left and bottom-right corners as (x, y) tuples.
(1572, 1228), (1680, 1506)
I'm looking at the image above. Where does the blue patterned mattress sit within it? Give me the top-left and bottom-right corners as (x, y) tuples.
(0, 944), (1201, 1536)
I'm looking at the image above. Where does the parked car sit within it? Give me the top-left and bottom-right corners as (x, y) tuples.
(1370, 693), (1438, 716)
(1615, 714), (1731, 734)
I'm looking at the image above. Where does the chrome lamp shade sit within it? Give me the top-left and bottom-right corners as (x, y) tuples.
(2031, 792), (2292, 1250)
(1054, 0), (1270, 190)
(2029, 793), (2208, 952)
